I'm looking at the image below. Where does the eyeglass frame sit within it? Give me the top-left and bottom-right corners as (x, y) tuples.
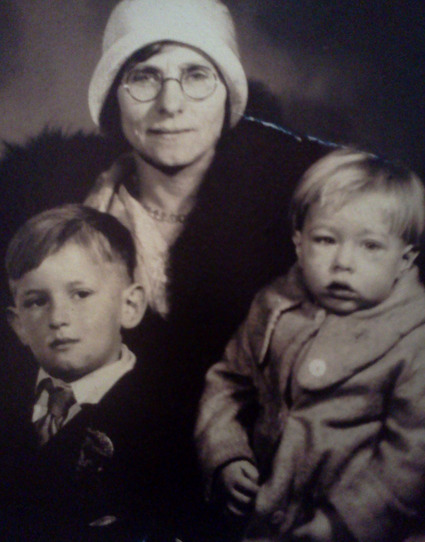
(121, 66), (219, 103)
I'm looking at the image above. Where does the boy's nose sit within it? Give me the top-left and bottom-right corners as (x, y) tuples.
(156, 79), (185, 115)
(48, 300), (71, 328)
(332, 243), (355, 272)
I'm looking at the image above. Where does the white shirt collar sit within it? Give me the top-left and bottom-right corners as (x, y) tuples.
(35, 343), (137, 406)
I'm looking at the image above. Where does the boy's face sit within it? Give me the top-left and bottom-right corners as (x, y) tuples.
(293, 193), (416, 315)
(8, 242), (144, 381)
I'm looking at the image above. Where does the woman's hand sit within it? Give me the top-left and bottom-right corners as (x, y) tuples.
(219, 460), (259, 517)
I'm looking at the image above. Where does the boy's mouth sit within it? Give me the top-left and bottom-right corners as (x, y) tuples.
(49, 338), (80, 350)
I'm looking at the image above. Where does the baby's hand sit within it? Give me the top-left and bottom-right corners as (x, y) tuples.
(219, 460), (259, 517)
(292, 509), (333, 541)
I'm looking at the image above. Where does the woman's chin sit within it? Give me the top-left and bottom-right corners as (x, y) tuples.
(129, 127), (219, 171)
(138, 146), (211, 171)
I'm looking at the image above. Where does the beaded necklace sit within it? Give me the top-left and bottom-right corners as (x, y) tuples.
(140, 201), (188, 224)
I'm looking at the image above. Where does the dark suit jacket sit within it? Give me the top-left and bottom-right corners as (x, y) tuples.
(0, 355), (180, 542)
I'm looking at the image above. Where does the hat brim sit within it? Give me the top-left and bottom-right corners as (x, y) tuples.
(89, 30), (247, 128)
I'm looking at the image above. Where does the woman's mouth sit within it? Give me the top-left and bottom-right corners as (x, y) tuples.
(148, 128), (193, 137)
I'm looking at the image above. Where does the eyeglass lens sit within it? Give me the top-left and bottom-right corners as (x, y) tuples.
(124, 68), (217, 102)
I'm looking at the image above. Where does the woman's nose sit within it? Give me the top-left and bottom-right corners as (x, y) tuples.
(332, 243), (355, 272)
(156, 79), (185, 115)
(48, 299), (71, 329)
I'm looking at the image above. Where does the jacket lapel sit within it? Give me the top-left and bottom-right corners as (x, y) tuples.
(251, 267), (305, 365)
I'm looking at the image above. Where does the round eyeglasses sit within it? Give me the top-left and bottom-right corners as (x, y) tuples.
(122, 67), (218, 103)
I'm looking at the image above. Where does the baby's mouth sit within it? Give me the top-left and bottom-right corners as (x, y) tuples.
(326, 281), (358, 299)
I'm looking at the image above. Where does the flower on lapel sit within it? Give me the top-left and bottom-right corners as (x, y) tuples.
(77, 428), (114, 473)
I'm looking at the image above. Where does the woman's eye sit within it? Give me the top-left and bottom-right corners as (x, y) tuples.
(185, 69), (209, 81)
(127, 70), (158, 84)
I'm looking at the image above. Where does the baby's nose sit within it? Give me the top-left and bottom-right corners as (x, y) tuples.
(333, 243), (355, 271)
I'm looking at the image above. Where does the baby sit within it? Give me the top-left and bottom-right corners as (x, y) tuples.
(196, 149), (425, 541)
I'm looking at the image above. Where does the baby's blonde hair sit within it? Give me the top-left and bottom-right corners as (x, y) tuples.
(291, 148), (425, 247)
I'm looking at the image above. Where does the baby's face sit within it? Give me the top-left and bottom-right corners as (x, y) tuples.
(293, 193), (415, 315)
(9, 242), (131, 381)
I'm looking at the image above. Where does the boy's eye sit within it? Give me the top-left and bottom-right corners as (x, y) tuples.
(312, 235), (335, 245)
(73, 290), (93, 300)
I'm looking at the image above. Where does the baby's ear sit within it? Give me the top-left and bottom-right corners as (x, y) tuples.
(400, 245), (419, 273)
(121, 284), (146, 329)
(6, 307), (29, 346)
(292, 231), (302, 259)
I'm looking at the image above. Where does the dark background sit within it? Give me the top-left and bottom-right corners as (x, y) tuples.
(0, 0), (424, 172)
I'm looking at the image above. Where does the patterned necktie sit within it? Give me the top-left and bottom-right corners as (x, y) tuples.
(34, 378), (76, 446)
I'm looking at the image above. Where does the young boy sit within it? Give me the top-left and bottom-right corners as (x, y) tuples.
(0, 204), (172, 541)
(196, 149), (425, 541)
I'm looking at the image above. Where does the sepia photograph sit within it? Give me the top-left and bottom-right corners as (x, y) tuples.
(0, 1), (425, 540)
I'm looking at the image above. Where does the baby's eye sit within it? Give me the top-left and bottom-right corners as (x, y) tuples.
(363, 240), (384, 251)
(23, 296), (48, 309)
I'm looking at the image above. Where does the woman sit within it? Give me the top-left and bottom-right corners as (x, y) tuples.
(79, 0), (330, 466)
(82, 0), (328, 354)
(0, 0), (331, 539)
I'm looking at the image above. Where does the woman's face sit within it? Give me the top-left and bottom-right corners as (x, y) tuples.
(117, 44), (227, 170)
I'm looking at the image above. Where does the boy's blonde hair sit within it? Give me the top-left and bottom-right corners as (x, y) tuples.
(6, 204), (137, 297)
(291, 148), (425, 247)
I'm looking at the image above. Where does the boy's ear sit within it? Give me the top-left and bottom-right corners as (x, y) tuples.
(6, 307), (29, 346)
(121, 284), (146, 329)
(400, 244), (419, 273)
(292, 231), (302, 260)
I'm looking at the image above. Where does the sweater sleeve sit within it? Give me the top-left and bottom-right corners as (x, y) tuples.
(194, 293), (267, 499)
(323, 338), (425, 541)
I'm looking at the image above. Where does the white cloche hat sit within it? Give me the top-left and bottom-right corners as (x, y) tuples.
(88, 0), (248, 128)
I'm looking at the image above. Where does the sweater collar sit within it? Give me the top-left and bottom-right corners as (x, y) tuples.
(295, 267), (425, 390)
(256, 266), (425, 390)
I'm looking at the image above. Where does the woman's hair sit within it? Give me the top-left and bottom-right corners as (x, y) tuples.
(6, 204), (137, 286)
(291, 148), (425, 246)
(99, 41), (231, 144)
